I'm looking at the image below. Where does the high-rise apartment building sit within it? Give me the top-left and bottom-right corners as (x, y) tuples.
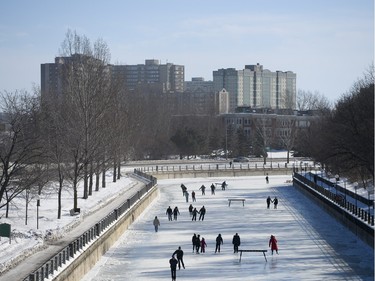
(110, 59), (184, 93)
(41, 57), (185, 99)
(213, 63), (296, 112)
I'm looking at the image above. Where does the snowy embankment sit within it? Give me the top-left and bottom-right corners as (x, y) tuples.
(0, 172), (135, 275)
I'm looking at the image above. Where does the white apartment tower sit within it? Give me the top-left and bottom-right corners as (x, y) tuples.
(213, 63), (296, 112)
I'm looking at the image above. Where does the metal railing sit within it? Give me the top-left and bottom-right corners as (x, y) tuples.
(139, 162), (315, 173)
(26, 171), (157, 281)
(293, 173), (374, 226)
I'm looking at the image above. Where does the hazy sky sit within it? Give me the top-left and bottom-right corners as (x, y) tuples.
(0, 0), (373, 103)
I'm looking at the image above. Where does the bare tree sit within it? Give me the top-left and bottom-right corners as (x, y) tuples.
(0, 90), (45, 217)
(306, 68), (374, 183)
(253, 116), (273, 164)
(277, 117), (297, 163)
(296, 90), (332, 113)
(57, 30), (113, 210)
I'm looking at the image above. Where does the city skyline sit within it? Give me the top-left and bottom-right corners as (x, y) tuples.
(0, 0), (373, 103)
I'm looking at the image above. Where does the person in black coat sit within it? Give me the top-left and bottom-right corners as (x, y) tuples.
(195, 234), (201, 253)
(173, 246), (185, 270)
(166, 206), (173, 221)
(215, 233), (223, 253)
(266, 196), (272, 209)
(169, 255), (178, 281)
(232, 233), (241, 253)
(273, 197), (279, 209)
(198, 206), (206, 221)
(221, 181), (227, 190)
(192, 234), (197, 252)
(191, 207), (198, 221)
(210, 183), (216, 195)
(188, 204), (193, 216)
(173, 206), (180, 220)
(199, 184), (206, 195)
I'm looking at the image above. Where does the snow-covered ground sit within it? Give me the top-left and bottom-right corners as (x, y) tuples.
(82, 175), (374, 281)
(0, 173), (137, 275)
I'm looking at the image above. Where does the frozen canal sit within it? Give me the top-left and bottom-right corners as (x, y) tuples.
(82, 175), (374, 281)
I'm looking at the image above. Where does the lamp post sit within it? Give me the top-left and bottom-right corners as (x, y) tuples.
(353, 182), (358, 209)
(225, 122), (228, 160)
(36, 195), (40, 229)
(335, 174), (339, 197)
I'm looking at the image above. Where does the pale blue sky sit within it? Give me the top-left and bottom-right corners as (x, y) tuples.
(0, 0), (373, 102)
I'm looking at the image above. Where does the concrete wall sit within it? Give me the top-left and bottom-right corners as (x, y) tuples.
(293, 179), (374, 248)
(52, 185), (159, 281)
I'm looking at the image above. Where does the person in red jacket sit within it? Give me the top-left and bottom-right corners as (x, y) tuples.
(269, 235), (278, 255)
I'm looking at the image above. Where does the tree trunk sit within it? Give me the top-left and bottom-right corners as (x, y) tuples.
(102, 166), (106, 188)
(83, 163), (88, 199)
(117, 161), (121, 179)
(113, 159), (117, 182)
(95, 171), (100, 191)
(88, 162), (93, 196)
(58, 180), (63, 219)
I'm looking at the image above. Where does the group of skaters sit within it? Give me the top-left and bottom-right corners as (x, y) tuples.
(168, 234), (278, 280)
(166, 206), (181, 221)
(189, 204), (206, 221)
(266, 196), (279, 209)
(169, 246), (185, 281)
(182, 181), (227, 200)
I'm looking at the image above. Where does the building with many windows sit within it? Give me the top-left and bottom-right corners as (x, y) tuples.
(213, 63), (296, 112)
(184, 77), (214, 93)
(41, 57), (185, 99)
(110, 59), (184, 93)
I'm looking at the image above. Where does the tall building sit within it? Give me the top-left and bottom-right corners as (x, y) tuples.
(110, 59), (184, 93)
(213, 64), (296, 112)
(41, 54), (108, 99)
(41, 57), (185, 99)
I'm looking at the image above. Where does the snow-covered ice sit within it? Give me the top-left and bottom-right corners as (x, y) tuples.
(82, 175), (374, 281)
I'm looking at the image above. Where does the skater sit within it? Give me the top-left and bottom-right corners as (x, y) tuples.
(181, 184), (187, 196)
(199, 184), (206, 195)
(215, 233), (223, 253)
(232, 233), (241, 253)
(188, 204), (193, 216)
(153, 216), (160, 232)
(195, 234), (201, 253)
(173, 206), (180, 220)
(221, 181), (227, 190)
(229, 161), (232, 168)
(210, 183), (216, 195)
(269, 235), (278, 255)
(192, 191), (196, 202)
(198, 206), (206, 221)
(265, 174), (269, 184)
(200, 237), (207, 253)
(273, 197), (279, 209)
(266, 196), (272, 209)
(192, 208), (198, 221)
(185, 191), (189, 202)
(169, 255), (178, 281)
(173, 246), (185, 270)
(192, 234), (197, 252)
(166, 206), (173, 221)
